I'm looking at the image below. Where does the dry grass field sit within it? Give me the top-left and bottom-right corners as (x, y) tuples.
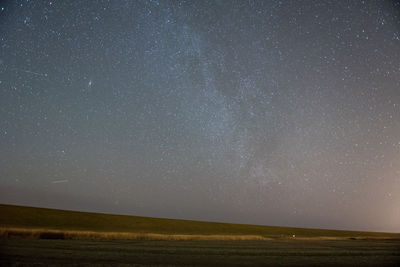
(0, 227), (274, 241)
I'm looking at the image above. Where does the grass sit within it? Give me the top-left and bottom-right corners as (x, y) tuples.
(1, 204), (399, 266)
(1, 204), (399, 241)
(0, 227), (273, 241)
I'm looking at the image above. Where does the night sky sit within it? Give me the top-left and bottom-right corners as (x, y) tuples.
(1, 0), (399, 233)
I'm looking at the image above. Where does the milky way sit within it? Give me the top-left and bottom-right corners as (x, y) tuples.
(0, 0), (399, 232)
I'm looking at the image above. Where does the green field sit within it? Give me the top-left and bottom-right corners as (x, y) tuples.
(1, 204), (399, 239)
(1, 204), (399, 266)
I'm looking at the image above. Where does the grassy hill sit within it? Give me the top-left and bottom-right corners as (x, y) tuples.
(0, 204), (398, 240)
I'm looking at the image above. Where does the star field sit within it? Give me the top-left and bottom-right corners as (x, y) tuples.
(0, 0), (399, 232)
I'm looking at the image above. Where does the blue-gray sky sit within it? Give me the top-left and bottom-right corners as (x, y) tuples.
(0, 0), (399, 232)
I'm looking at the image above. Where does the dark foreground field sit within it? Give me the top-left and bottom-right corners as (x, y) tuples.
(1, 238), (399, 266)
